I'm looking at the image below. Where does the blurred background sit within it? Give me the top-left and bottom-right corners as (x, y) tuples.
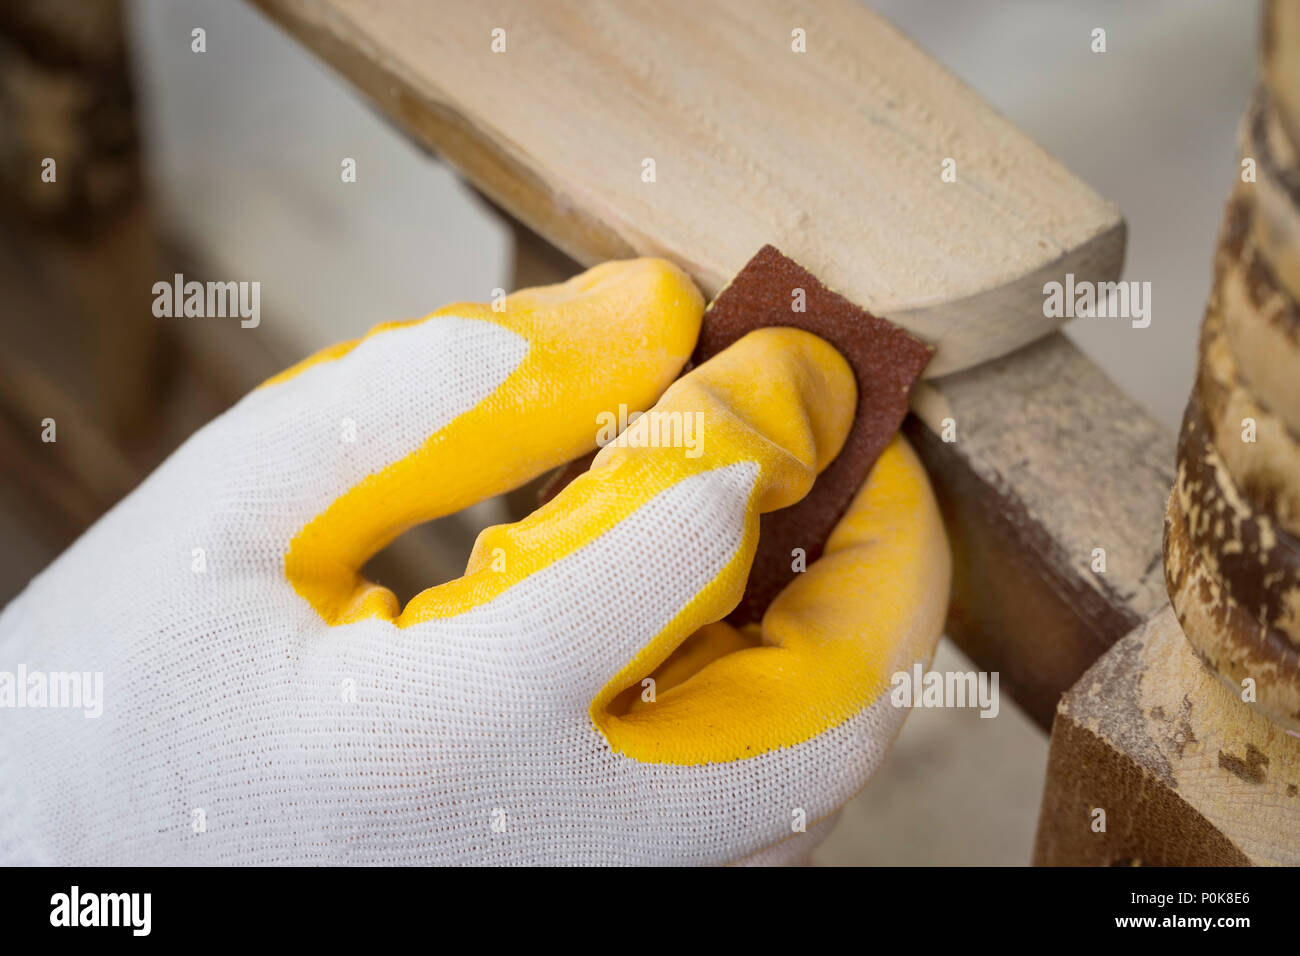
(0, 0), (1260, 863)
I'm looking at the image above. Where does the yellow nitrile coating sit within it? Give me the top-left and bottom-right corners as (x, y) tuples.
(276, 258), (704, 626)
(399, 326), (856, 627)
(591, 432), (949, 764)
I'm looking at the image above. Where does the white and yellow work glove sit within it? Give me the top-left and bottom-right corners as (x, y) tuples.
(0, 259), (949, 865)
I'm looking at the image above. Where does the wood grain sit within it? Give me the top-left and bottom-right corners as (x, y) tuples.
(1168, 114), (1300, 731)
(906, 333), (1174, 727)
(1034, 604), (1300, 866)
(1196, 205), (1300, 538)
(247, 0), (1124, 376)
(1232, 90), (1300, 440)
(1244, 84), (1300, 306)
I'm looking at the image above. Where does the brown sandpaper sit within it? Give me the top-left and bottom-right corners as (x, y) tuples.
(542, 244), (933, 624)
(696, 245), (933, 622)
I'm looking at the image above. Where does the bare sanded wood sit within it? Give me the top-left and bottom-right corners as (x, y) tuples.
(1034, 604), (1300, 866)
(906, 334), (1174, 728)
(246, 0), (1124, 377)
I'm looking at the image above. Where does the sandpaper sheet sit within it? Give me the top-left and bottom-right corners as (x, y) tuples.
(696, 245), (933, 623)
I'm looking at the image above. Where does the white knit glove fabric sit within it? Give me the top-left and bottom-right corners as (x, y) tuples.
(0, 261), (947, 865)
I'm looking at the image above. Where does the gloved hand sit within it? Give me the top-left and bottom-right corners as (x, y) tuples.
(0, 258), (949, 865)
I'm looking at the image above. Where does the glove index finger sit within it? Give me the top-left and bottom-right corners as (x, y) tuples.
(282, 258), (703, 626)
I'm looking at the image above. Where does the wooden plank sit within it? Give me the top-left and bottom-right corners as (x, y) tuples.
(245, 0), (1124, 377)
(1033, 603), (1300, 866)
(905, 334), (1175, 728)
